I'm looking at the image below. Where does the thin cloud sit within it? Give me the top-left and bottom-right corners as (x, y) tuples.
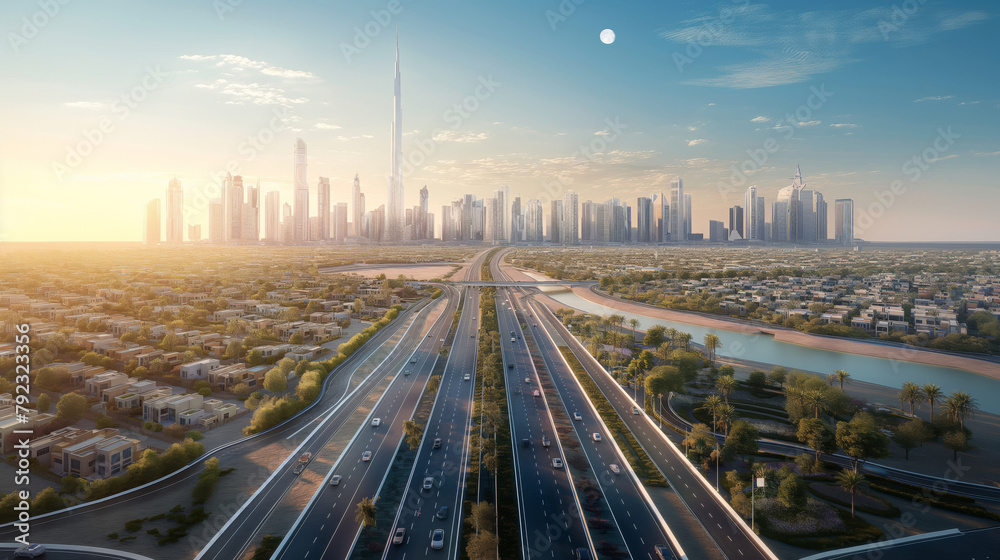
(974, 151), (1000, 157)
(313, 123), (342, 130)
(796, 120), (821, 127)
(914, 95), (954, 102)
(432, 130), (489, 143)
(687, 139), (707, 146)
(180, 54), (317, 80)
(829, 123), (858, 128)
(751, 116), (770, 123)
(65, 101), (105, 110)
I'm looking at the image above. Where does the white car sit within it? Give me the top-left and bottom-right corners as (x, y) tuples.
(592, 433), (602, 442)
(362, 451), (372, 462)
(464, 374), (471, 381)
(609, 464), (620, 475)
(393, 527), (406, 545)
(329, 474), (342, 486)
(13, 545), (46, 558)
(371, 417), (381, 427)
(573, 412), (583, 421)
(423, 476), (434, 490)
(552, 457), (563, 468)
(431, 529), (445, 550)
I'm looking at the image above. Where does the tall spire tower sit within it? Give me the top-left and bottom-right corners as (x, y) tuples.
(386, 31), (404, 242)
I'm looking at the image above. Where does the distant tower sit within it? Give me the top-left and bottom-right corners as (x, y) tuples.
(352, 174), (365, 237)
(293, 138), (309, 242)
(835, 199), (854, 246)
(670, 178), (686, 242)
(386, 32), (405, 242)
(317, 177), (331, 240)
(418, 185), (429, 239)
(144, 199), (161, 244)
(165, 177), (183, 243)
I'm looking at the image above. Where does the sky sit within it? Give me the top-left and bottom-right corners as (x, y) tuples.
(0, 0), (998, 242)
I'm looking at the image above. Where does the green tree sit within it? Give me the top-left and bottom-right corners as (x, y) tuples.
(834, 370), (850, 390)
(289, 333), (305, 345)
(56, 393), (89, 422)
(899, 381), (924, 417)
(31, 487), (65, 515)
(355, 497), (378, 527)
(723, 420), (759, 466)
(466, 531), (499, 560)
(191, 456), (221, 505)
(746, 371), (767, 390)
(246, 349), (263, 367)
(768, 366), (788, 389)
(232, 383), (250, 398)
(942, 430), (969, 461)
(797, 418), (835, 461)
(716, 374), (736, 404)
(835, 412), (890, 471)
(701, 395), (723, 433)
(466, 501), (496, 533)
(893, 420), (932, 460)
(263, 368), (288, 395)
(95, 414), (117, 429)
(643, 325), (666, 347)
(836, 469), (867, 518)
(403, 420), (424, 451)
(34, 366), (71, 392)
(944, 391), (978, 430)
(37, 393), (51, 413)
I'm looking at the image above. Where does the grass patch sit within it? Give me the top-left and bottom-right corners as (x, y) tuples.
(559, 346), (668, 487)
(807, 483), (900, 517)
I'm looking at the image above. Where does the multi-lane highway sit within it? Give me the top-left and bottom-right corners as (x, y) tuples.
(494, 291), (591, 560)
(0, 299), (442, 548)
(524, 291), (777, 560)
(270, 289), (460, 560)
(197, 289), (459, 560)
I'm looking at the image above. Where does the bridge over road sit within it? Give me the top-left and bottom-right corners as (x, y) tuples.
(445, 280), (597, 287)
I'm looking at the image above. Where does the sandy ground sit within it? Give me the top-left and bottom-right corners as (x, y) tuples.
(324, 263), (461, 280)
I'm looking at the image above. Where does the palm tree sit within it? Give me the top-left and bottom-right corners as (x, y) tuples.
(716, 375), (736, 404)
(945, 391), (978, 430)
(716, 403), (735, 437)
(922, 383), (942, 422)
(803, 390), (827, 419)
(355, 497), (378, 527)
(826, 373), (837, 387)
(703, 333), (721, 363)
(836, 470), (867, 518)
(629, 318), (640, 345)
(701, 395), (723, 433)
(678, 332), (693, 352)
(834, 370), (850, 390)
(899, 381), (924, 417)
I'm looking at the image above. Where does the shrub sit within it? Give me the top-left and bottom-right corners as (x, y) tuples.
(188, 430), (203, 441)
(163, 424), (188, 439)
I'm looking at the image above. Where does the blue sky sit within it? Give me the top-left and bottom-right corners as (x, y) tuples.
(1, 0), (997, 241)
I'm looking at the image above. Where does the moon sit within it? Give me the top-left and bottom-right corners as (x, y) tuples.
(600, 28), (615, 44)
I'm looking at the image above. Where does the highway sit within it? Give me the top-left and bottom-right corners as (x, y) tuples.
(525, 293), (776, 560)
(197, 289), (459, 560)
(494, 290), (591, 560)
(269, 288), (462, 560)
(0, 299), (441, 546)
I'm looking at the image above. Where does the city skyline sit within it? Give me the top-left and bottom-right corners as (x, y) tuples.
(2, 1), (999, 242)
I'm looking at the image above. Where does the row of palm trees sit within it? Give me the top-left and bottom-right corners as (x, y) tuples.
(897, 381), (978, 428)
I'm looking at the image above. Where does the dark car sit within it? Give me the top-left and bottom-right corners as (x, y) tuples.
(521, 438), (530, 447)
(436, 506), (449, 519)
(13, 544), (46, 558)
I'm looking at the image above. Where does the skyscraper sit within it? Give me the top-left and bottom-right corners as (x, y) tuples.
(816, 193), (828, 242)
(166, 178), (183, 243)
(229, 175), (244, 242)
(653, 193), (669, 243)
(418, 185), (429, 240)
(684, 193), (692, 238)
(386, 34), (404, 243)
(636, 197), (653, 243)
(580, 200), (594, 242)
(144, 199), (160, 244)
(744, 185), (765, 241)
(243, 179), (260, 242)
(209, 199), (224, 244)
(562, 191), (579, 245)
(670, 178), (686, 242)
(728, 205), (744, 240)
(265, 191), (281, 243)
(549, 200), (561, 244)
(293, 138), (309, 242)
(352, 174), (364, 238)
(835, 199), (854, 245)
(334, 202), (349, 241)
(317, 177), (331, 240)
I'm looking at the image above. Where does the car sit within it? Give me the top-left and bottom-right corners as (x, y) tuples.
(552, 457), (563, 468)
(511, 331), (515, 337)
(361, 451), (372, 462)
(371, 417), (381, 427)
(521, 438), (530, 448)
(609, 464), (620, 474)
(436, 506), (449, 519)
(463, 374), (470, 381)
(541, 436), (550, 447)
(433, 438), (442, 449)
(329, 474), (342, 486)
(393, 527), (406, 545)
(518, 333), (521, 339)
(575, 548), (592, 560)
(410, 358), (417, 363)
(533, 390), (540, 397)
(508, 363), (514, 369)
(524, 377), (530, 383)
(632, 406), (640, 415)
(511, 337), (516, 343)
(13, 544), (46, 558)
(592, 432), (602, 442)
(431, 529), (445, 550)
(573, 412), (583, 421)
(293, 463), (305, 475)
(423, 476), (434, 490)
(471, 333), (475, 338)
